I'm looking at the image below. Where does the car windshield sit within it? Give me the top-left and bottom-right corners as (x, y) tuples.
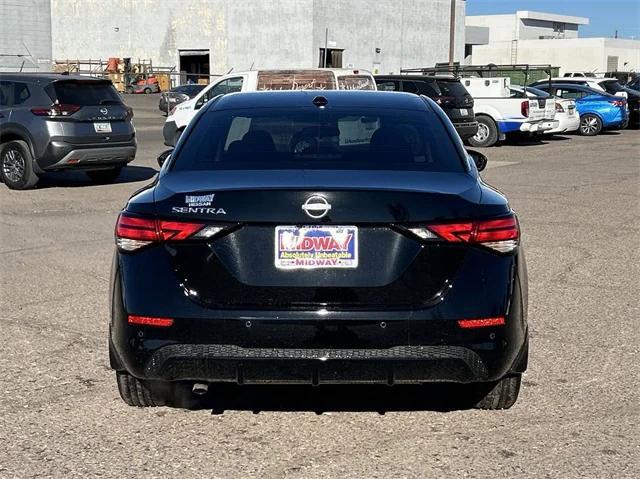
(172, 107), (464, 173)
(47, 81), (122, 105)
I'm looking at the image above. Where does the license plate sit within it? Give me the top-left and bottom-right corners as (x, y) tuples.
(275, 225), (358, 270)
(459, 108), (468, 116)
(94, 122), (112, 133)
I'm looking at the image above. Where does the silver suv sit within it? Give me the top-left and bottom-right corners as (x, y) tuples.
(0, 73), (136, 189)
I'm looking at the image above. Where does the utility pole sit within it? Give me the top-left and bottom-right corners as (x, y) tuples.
(324, 28), (329, 68)
(448, 0), (456, 67)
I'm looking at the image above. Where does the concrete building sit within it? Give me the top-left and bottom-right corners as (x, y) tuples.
(0, 0), (467, 77)
(0, 0), (51, 71)
(466, 10), (640, 74)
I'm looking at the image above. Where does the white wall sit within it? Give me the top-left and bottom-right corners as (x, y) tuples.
(466, 15), (516, 43)
(50, 0), (466, 76)
(0, 0), (51, 71)
(471, 38), (640, 74)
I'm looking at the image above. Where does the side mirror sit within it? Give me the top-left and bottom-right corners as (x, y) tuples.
(195, 96), (205, 110)
(467, 149), (488, 172)
(157, 149), (173, 167)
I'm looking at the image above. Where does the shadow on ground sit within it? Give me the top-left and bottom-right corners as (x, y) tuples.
(36, 165), (157, 189)
(161, 383), (490, 414)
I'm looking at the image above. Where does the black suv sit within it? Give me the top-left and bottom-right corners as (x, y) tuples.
(375, 75), (478, 140)
(0, 74), (136, 189)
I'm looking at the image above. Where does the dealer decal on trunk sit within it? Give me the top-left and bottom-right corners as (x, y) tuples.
(172, 193), (227, 215)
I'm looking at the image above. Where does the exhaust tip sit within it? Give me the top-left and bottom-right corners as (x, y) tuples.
(192, 383), (209, 395)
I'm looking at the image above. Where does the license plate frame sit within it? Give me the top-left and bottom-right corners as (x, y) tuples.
(93, 122), (112, 133)
(274, 225), (358, 270)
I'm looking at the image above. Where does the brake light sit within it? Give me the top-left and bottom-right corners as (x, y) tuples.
(31, 103), (81, 117)
(458, 317), (505, 329)
(423, 215), (520, 253)
(520, 100), (530, 117)
(555, 102), (564, 113)
(609, 99), (625, 107)
(115, 213), (205, 251)
(128, 315), (174, 327)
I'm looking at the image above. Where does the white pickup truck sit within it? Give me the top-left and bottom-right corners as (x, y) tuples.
(461, 77), (558, 147)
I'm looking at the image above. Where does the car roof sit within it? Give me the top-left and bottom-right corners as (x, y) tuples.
(210, 90), (430, 111)
(545, 83), (615, 94)
(375, 74), (459, 81)
(0, 72), (110, 84)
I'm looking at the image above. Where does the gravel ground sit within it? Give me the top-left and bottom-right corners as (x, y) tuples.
(0, 95), (638, 478)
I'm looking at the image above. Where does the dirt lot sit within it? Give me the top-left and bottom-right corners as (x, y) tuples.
(0, 95), (638, 478)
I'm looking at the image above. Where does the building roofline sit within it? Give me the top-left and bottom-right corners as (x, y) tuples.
(516, 10), (589, 26)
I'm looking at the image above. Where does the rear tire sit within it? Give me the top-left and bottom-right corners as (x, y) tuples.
(468, 116), (498, 148)
(86, 167), (122, 184)
(0, 140), (39, 190)
(579, 114), (602, 136)
(473, 374), (521, 410)
(116, 372), (166, 407)
(144, 88), (152, 94)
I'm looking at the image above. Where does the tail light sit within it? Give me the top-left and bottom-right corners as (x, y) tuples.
(115, 212), (226, 251)
(555, 102), (564, 113)
(520, 100), (530, 117)
(31, 103), (81, 117)
(458, 317), (505, 329)
(609, 99), (625, 107)
(128, 315), (174, 328)
(407, 214), (520, 253)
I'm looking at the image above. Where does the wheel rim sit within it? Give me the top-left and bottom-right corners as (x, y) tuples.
(474, 123), (489, 142)
(581, 116), (598, 134)
(2, 148), (25, 183)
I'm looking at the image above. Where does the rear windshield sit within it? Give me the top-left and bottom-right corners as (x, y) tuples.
(47, 81), (122, 105)
(435, 80), (469, 97)
(172, 107), (463, 173)
(337, 75), (376, 91)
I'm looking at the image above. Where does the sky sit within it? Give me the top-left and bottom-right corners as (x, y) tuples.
(466, 0), (640, 39)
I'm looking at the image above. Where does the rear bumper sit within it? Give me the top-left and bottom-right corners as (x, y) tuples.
(37, 138), (137, 171)
(520, 119), (559, 133)
(452, 121), (478, 140)
(110, 247), (529, 385)
(141, 344), (495, 384)
(545, 115), (580, 134)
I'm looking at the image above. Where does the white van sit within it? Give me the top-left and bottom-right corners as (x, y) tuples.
(163, 68), (376, 146)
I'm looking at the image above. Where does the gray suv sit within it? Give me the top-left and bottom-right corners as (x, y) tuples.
(0, 73), (136, 189)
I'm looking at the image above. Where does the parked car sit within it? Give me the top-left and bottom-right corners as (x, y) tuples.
(461, 77), (557, 147)
(111, 90), (529, 410)
(159, 84), (206, 114)
(0, 74), (136, 189)
(533, 83), (628, 136)
(375, 75), (478, 140)
(530, 77), (628, 98)
(163, 69), (377, 146)
(594, 80), (640, 128)
(562, 71), (597, 78)
(509, 86), (579, 135)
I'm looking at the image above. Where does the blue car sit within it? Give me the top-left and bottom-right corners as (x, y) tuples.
(533, 83), (628, 136)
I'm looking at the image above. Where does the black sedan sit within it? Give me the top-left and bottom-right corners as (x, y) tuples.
(158, 84), (206, 114)
(110, 90), (529, 410)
